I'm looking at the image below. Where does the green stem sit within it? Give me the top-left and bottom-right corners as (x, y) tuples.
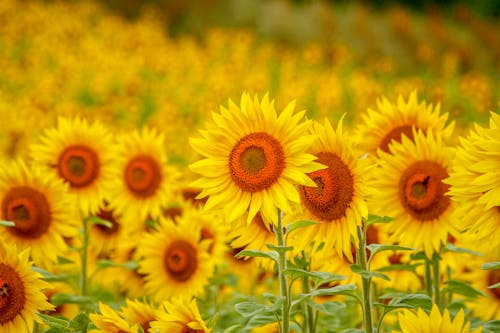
(357, 226), (373, 333)
(424, 258), (433, 299)
(432, 257), (441, 309)
(301, 252), (315, 333)
(80, 216), (90, 311)
(275, 209), (290, 333)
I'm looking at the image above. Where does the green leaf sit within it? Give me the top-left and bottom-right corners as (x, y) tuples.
(350, 264), (390, 281)
(244, 313), (278, 329)
(308, 283), (357, 297)
(366, 244), (415, 258)
(307, 300), (346, 314)
(488, 282), (500, 289)
(483, 320), (500, 333)
(284, 268), (346, 285)
(286, 219), (319, 234)
(223, 325), (244, 333)
(57, 256), (75, 265)
(37, 314), (69, 330)
(235, 249), (279, 263)
(235, 301), (266, 317)
(444, 280), (487, 298)
(442, 243), (483, 256)
(266, 244), (294, 254)
(43, 328), (65, 333)
(364, 214), (394, 228)
(69, 312), (89, 332)
(31, 266), (72, 282)
(376, 293), (432, 311)
(410, 251), (428, 261)
(339, 329), (364, 333)
(0, 220), (15, 227)
(50, 293), (93, 306)
(482, 262), (500, 270)
(96, 259), (139, 270)
(86, 215), (113, 228)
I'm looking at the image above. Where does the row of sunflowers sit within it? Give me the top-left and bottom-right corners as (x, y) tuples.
(0, 0), (499, 332)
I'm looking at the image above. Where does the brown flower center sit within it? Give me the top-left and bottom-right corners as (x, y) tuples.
(2, 186), (51, 238)
(181, 326), (204, 333)
(299, 152), (354, 221)
(488, 270), (500, 300)
(125, 155), (162, 198)
(58, 145), (100, 188)
(164, 240), (198, 282)
(200, 227), (215, 253)
(379, 125), (416, 153)
(398, 160), (450, 221)
(0, 263), (26, 325)
(229, 132), (285, 192)
(181, 188), (207, 207)
(95, 207), (120, 236)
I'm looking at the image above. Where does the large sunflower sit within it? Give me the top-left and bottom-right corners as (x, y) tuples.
(397, 305), (481, 333)
(445, 111), (500, 257)
(296, 117), (370, 261)
(354, 91), (454, 156)
(150, 297), (210, 333)
(0, 160), (78, 269)
(0, 241), (53, 333)
(30, 117), (116, 215)
(137, 216), (214, 301)
(109, 127), (178, 221)
(189, 93), (324, 225)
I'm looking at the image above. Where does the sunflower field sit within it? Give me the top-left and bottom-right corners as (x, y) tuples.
(0, 0), (499, 332)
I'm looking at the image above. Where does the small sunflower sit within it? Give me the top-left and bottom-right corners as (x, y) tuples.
(137, 216), (214, 301)
(354, 91), (454, 156)
(296, 117), (370, 261)
(150, 297), (210, 333)
(397, 304), (482, 333)
(369, 129), (456, 258)
(445, 111), (500, 257)
(120, 299), (158, 333)
(0, 241), (53, 333)
(0, 160), (78, 268)
(109, 127), (179, 221)
(30, 117), (116, 215)
(89, 302), (139, 333)
(189, 92), (324, 226)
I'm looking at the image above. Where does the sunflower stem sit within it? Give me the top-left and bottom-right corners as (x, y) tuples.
(80, 215), (90, 312)
(432, 255), (441, 309)
(357, 226), (373, 333)
(275, 209), (290, 333)
(424, 257), (433, 299)
(301, 251), (315, 333)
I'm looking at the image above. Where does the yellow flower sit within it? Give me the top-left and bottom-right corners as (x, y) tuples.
(30, 117), (116, 215)
(369, 129), (456, 258)
(150, 297), (211, 333)
(190, 93), (324, 226)
(89, 302), (139, 333)
(0, 160), (78, 269)
(0, 241), (53, 333)
(296, 117), (370, 261)
(137, 216), (214, 301)
(397, 304), (481, 333)
(120, 299), (158, 333)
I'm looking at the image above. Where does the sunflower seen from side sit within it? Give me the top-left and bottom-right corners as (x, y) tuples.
(0, 241), (53, 333)
(369, 129), (456, 259)
(296, 117), (370, 261)
(445, 111), (500, 257)
(89, 302), (139, 333)
(109, 127), (178, 221)
(0, 160), (78, 269)
(30, 117), (116, 215)
(397, 305), (482, 333)
(150, 297), (210, 333)
(120, 299), (158, 333)
(137, 216), (214, 301)
(190, 93), (324, 226)
(354, 91), (454, 156)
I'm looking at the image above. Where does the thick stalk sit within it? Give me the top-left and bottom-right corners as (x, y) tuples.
(275, 209), (290, 333)
(432, 257), (441, 309)
(301, 253), (315, 333)
(357, 226), (373, 333)
(424, 258), (433, 299)
(80, 216), (89, 311)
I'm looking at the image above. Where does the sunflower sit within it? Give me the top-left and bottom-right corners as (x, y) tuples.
(30, 117), (116, 215)
(89, 302), (140, 333)
(354, 91), (454, 156)
(0, 241), (53, 333)
(445, 111), (500, 257)
(296, 117), (370, 261)
(397, 304), (482, 333)
(137, 216), (214, 301)
(120, 299), (158, 333)
(369, 129), (456, 258)
(150, 297), (210, 333)
(41, 282), (79, 320)
(189, 92), (324, 226)
(0, 160), (78, 269)
(109, 127), (179, 221)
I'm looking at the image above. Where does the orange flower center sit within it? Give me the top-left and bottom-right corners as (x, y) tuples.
(398, 160), (450, 221)
(164, 207), (183, 221)
(181, 188), (206, 207)
(164, 240), (198, 282)
(2, 186), (51, 238)
(488, 270), (500, 299)
(58, 145), (100, 188)
(229, 132), (285, 192)
(299, 152), (354, 221)
(181, 326), (204, 333)
(125, 155), (162, 198)
(200, 227), (215, 253)
(379, 125), (416, 153)
(0, 263), (26, 325)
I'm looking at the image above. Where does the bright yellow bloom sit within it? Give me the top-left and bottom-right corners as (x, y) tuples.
(150, 297), (210, 333)
(89, 302), (140, 333)
(120, 299), (158, 333)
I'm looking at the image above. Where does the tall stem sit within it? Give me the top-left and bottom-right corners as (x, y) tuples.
(80, 216), (89, 311)
(432, 257), (441, 309)
(357, 226), (373, 333)
(424, 258), (433, 299)
(301, 252), (315, 333)
(275, 209), (290, 333)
